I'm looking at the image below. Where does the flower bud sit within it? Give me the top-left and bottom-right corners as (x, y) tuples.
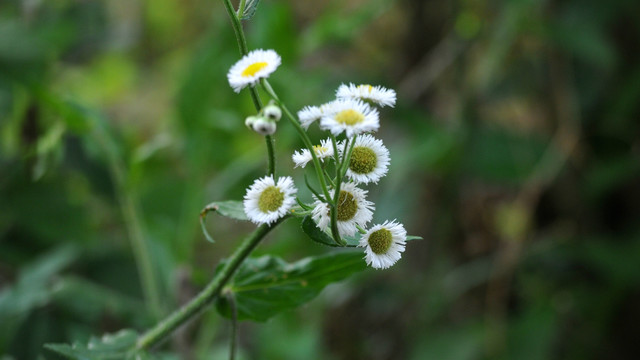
(252, 117), (276, 135)
(245, 116), (260, 129)
(263, 104), (282, 121)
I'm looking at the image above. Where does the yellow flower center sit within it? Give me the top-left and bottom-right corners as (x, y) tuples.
(368, 228), (392, 254)
(349, 146), (377, 174)
(258, 186), (284, 213)
(335, 109), (364, 126)
(241, 62), (268, 77)
(313, 145), (328, 156)
(336, 190), (358, 221)
(358, 84), (373, 93)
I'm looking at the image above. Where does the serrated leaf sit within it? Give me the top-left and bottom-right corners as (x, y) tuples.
(200, 200), (247, 243)
(216, 252), (367, 321)
(240, 0), (261, 20)
(44, 329), (139, 360)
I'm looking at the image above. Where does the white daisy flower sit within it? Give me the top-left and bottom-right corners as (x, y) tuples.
(336, 83), (397, 107)
(320, 99), (380, 138)
(243, 175), (297, 225)
(297, 104), (325, 130)
(311, 182), (374, 237)
(227, 49), (281, 93)
(292, 138), (334, 168)
(339, 134), (390, 184)
(359, 220), (407, 269)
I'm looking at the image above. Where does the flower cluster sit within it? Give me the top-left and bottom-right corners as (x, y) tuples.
(293, 82), (406, 269)
(230, 49), (408, 269)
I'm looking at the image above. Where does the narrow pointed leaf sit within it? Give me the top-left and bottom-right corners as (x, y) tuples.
(200, 200), (247, 243)
(240, 0), (261, 20)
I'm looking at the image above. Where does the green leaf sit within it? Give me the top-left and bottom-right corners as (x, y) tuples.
(407, 235), (423, 241)
(200, 200), (247, 243)
(44, 329), (139, 360)
(301, 215), (340, 247)
(216, 252), (367, 321)
(240, 0), (261, 21)
(0, 246), (78, 349)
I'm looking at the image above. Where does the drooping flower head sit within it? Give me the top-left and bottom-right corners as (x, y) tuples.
(336, 83), (397, 108)
(292, 138), (334, 168)
(311, 182), (374, 237)
(339, 134), (390, 184)
(320, 99), (379, 138)
(244, 175), (297, 225)
(227, 49), (281, 93)
(359, 220), (407, 269)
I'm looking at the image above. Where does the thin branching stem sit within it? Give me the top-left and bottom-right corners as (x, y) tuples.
(136, 218), (286, 350)
(260, 79), (333, 204)
(236, 0), (247, 17)
(135, 0), (283, 349)
(85, 112), (162, 319)
(223, 0), (275, 177)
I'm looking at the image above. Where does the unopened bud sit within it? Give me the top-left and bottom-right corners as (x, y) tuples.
(245, 116), (260, 129)
(263, 104), (282, 121)
(252, 117), (276, 135)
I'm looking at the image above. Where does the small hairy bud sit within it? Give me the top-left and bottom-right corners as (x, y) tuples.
(245, 116), (260, 129)
(263, 104), (282, 121)
(252, 117), (276, 135)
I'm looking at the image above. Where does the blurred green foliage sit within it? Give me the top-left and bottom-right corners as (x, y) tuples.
(1, 0), (640, 359)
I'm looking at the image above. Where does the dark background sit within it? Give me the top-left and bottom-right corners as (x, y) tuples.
(1, 0), (639, 359)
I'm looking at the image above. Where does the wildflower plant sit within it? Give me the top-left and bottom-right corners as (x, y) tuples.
(45, 1), (420, 358)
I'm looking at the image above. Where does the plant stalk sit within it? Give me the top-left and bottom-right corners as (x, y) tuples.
(223, 0), (275, 177)
(135, 0), (283, 350)
(136, 219), (284, 350)
(91, 117), (162, 318)
(260, 80), (333, 203)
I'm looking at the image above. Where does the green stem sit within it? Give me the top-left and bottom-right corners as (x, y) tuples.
(329, 165), (344, 246)
(264, 135), (276, 177)
(329, 134), (340, 168)
(93, 120), (162, 318)
(118, 182), (162, 318)
(260, 80), (332, 203)
(236, 0), (247, 17)
(223, 0), (275, 177)
(136, 218), (285, 350)
(135, 0), (280, 350)
(223, 0), (249, 55)
(323, 167), (336, 187)
(260, 79), (347, 245)
(341, 135), (357, 179)
(329, 135), (356, 247)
